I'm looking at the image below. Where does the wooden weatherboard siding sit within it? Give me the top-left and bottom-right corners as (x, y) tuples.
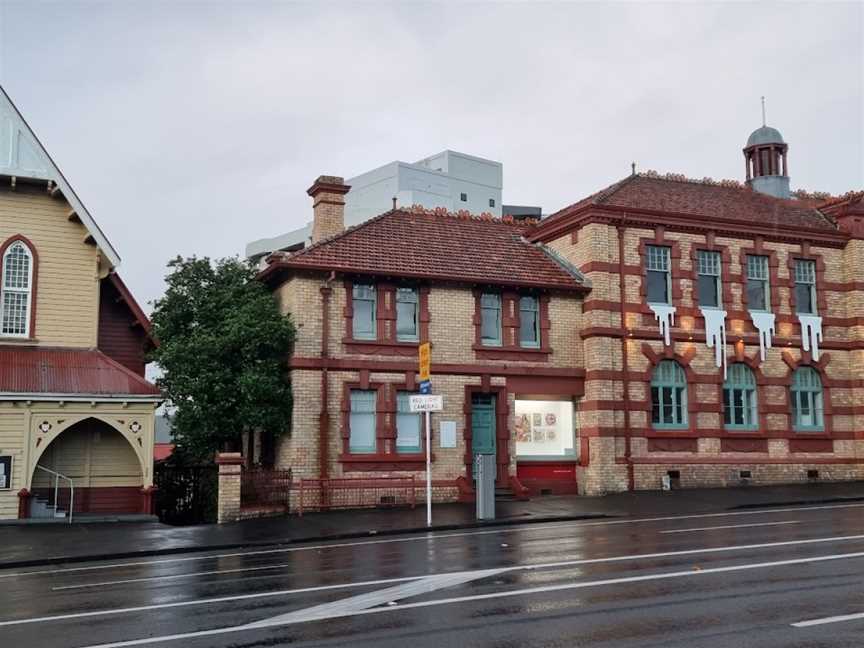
(0, 187), (101, 348)
(98, 277), (149, 376)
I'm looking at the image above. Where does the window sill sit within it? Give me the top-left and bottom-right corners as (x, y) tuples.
(0, 336), (37, 344)
(339, 452), (433, 472)
(473, 344), (550, 362)
(342, 338), (423, 356)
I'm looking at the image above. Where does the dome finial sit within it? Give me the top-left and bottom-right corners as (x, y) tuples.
(761, 96), (766, 127)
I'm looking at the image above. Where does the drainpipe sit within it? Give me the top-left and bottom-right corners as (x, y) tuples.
(318, 271), (336, 480)
(618, 221), (635, 491)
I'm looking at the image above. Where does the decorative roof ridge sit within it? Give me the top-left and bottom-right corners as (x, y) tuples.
(404, 204), (539, 227)
(637, 169), (747, 189)
(544, 174), (637, 222)
(813, 189), (864, 208)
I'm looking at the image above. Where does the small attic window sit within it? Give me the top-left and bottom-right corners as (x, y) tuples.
(460, 193), (467, 202)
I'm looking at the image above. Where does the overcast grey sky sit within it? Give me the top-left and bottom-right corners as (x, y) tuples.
(0, 1), (861, 310)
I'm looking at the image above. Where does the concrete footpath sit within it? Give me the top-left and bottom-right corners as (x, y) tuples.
(1, 481), (862, 569)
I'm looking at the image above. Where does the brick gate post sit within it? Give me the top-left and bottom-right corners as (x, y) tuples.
(216, 452), (244, 523)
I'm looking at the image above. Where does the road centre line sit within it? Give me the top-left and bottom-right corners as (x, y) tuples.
(0, 575), (423, 627)
(78, 550), (864, 648)
(7, 531), (864, 623)
(792, 611), (864, 627)
(660, 520), (801, 534)
(3, 502), (863, 580)
(47, 526), (864, 591)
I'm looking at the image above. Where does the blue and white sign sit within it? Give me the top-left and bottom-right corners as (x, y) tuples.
(419, 380), (432, 394)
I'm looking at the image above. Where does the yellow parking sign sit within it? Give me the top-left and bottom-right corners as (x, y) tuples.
(418, 342), (431, 381)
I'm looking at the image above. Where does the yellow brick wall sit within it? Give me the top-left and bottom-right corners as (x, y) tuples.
(0, 188), (102, 347)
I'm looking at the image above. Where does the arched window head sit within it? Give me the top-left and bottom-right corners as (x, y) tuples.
(1, 240), (34, 337)
(791, 367), (824, 432)
(651, 359), (688, 428)
(724, 363), (758, 430)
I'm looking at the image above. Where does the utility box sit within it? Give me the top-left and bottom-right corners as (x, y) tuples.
(475, 453), (496, 520)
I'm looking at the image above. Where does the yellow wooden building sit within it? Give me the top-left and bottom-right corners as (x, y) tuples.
(0, 86), (160, 521)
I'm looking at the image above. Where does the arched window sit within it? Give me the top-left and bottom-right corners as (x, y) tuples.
(651, 360), (688, 428)
(1, 240), (34, 337)
(724, 364), (758, 430)
(791, 367), (824, 432)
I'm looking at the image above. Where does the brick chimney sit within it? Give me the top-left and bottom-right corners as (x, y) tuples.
(308, 175), (350, 244)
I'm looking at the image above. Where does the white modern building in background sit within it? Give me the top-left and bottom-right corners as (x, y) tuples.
(247, 150), (538, 263)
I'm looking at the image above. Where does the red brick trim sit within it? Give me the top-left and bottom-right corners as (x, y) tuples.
(472, 290), (551, 361)
(343, 280), (430, 355)
(290, 356), (584, 379)
(738, 238), (782, 313)
(687, 233), (734, 309)
(641, 343), (699, 434)
(789, 439), (833, 453)
(0, 234), (39, 339)
(637, 227), (684, 319)
(630, 457), (863, 465)
(463, 385), (510, 486)
(721, 438), (768, 453)
(648, 438), (697, 453)
(786, 243), (829, 315)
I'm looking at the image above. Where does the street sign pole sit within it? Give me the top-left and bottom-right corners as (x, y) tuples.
(425, 409), (432, 526)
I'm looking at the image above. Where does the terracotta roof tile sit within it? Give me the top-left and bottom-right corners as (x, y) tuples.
(544, 173), (838, 232)
(0, 346), (160, 397)
(264, 208), (588, 292)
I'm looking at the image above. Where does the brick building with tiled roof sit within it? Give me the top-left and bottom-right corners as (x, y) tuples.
(256, 120), (862, 503)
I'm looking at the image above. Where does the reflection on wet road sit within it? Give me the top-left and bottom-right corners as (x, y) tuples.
(1, 502), (863, 647)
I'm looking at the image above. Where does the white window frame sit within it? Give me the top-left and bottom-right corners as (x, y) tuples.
(1, 240), (34, 338)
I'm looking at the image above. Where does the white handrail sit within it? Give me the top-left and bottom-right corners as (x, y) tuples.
(35, 465), (74, 524)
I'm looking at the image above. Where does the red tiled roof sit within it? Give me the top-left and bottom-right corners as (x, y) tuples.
(0, 346), (161, 397)
(542, 173), (838, 232)
(261, 208), (589, 292)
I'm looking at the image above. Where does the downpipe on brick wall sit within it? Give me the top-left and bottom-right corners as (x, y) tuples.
(318, 271), (336, 481)
(618, 220), (635, 490)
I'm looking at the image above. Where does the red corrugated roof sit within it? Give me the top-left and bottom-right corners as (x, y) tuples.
(542, 173), (838, 232)
(261, 208), (588, 292)
(0, 346), (160, 397)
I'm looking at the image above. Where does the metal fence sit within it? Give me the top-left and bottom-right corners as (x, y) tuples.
(297, 476), (416, 516)
(241, 467), (293, 511)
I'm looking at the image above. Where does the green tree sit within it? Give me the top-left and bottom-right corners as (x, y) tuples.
(149, 256), (295, 460)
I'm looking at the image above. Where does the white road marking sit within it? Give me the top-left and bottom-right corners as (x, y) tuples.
(660, 520), (801, 534)
(4, 502), (861, 580)
(76, 550), (864, 647)
(0, 575), (423, 627)
(792, 611), (864, 627)
(8, 532), (864, 624)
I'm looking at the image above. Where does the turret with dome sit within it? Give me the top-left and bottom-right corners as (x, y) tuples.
(743, 113), (791, 199)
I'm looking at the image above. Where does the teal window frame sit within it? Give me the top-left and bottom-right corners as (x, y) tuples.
(723, 363), (758, 430)
(352, 284), (377, 340)
(791, 367), (824, 432)
(651, 360), (688, 429)
(480, 293), (502, 346)
(348, 389), (377, 453)
(395, 392), (422, 453)
(519, 296), (540, 348)
(395, 287), (419, 342)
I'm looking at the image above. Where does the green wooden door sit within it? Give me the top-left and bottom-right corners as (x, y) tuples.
(471, 394), (496, 455)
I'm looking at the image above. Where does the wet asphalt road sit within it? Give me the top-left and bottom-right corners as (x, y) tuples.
(1, 503), (863, 648)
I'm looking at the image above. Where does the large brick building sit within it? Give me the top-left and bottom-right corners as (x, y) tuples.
(259, 123), (862, 497)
